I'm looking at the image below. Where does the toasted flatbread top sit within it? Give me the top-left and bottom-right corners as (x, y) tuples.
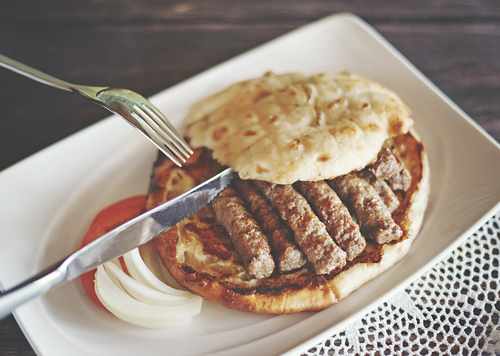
(186, 72), (413, 184)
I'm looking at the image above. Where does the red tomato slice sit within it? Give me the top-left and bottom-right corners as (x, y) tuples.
(80, 195), (146, 310)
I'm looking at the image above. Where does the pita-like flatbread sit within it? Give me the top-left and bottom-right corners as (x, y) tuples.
(187, 72), (413, 184)
(149, 130), (429, 313)
(148, 73), (429, 314)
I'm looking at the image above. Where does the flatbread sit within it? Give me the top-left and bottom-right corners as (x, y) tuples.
(186, 72), (413, 184)
(148, 72), (429, 314)
(149, 131), (429, 314)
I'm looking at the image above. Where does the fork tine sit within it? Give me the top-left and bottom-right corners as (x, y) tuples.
(130, 111), (184, 167)
(132, 104), (190, 161)
(138, 102), (193, 157)
(131, 104), (189, 162)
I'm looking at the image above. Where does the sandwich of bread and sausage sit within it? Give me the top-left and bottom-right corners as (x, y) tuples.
(146, 72), (430, 314)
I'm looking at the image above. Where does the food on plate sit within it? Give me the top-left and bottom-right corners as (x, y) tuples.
(148, 72), (430, 314)
(80, 195), (202, 328)
(80, 195), (147, 311)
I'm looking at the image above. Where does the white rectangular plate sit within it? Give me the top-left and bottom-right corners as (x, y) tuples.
(2, 12), (500, 356)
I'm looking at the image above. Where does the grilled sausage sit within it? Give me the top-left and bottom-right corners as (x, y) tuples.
(369, 140), (411, 191)
(211, 186), (275, 279)
(232, 177), (306, 272)
(254, 181), (347, 274)
(295, 180), (366, 261)
(387, 168), (412, 192)
(328, 174), (403, 244)
(356, 170), (400, 213)
(368, 140), (401, 179)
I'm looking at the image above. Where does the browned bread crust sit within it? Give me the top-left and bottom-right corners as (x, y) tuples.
(149, 131), (429, 314)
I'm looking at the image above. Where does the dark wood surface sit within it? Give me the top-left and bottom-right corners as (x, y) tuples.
(1, 1), (499, 354)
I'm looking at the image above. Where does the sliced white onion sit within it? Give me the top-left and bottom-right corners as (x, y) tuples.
(103, 261), (190, 304)
(95, 265), (201, 328)
(138, 242), (163, 277)
(123, 247), (191, 297)
(139, 242), (185, 289)
(94, 245), (203, 328)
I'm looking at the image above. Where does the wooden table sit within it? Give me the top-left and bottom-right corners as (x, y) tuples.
(1, 1), (499, 354)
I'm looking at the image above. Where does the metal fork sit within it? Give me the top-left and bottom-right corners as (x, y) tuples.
(0, 54), (192, 166)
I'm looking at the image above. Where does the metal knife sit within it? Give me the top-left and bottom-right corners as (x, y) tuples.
(0, 167), (234, 320)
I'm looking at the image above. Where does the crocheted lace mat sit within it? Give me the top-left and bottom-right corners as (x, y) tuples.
(304, 211), (500, 355)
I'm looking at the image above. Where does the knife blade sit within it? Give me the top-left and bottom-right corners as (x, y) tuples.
(0, 167), (234, 320)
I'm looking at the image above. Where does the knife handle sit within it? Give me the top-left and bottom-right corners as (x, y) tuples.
(0, 260), (67, 320)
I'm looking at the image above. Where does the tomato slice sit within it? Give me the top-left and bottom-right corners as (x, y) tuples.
(80, 195), (146, 309)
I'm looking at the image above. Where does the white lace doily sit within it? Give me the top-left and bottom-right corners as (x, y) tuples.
(305, 212), (500, 355)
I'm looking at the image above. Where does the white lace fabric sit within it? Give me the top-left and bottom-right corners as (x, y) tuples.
(305, 212), (500, 355)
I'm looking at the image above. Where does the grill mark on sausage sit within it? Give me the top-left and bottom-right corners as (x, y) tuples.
(211, 186), (275, 279)
(232, 177), (306, 272)
(328, 174), (403, 244)
(254, 181), (347, 275)
(294, 180), (366, 261)
(356, 170), (400, 213)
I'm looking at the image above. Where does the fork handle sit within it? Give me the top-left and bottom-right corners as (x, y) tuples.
(0, 54), (106, 99)
(0, 54), (76, 91)
(0, 261), (67, 320)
